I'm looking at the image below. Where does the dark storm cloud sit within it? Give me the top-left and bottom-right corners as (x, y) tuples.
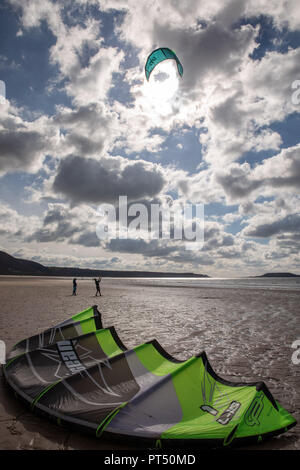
(0, 130), (45, 173)
(53, 155), (166, 204)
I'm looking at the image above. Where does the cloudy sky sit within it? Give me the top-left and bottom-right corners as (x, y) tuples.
(0, 0), (300, 277)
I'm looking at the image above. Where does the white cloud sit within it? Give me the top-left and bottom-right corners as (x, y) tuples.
(246, 0), (300, 31)
(54, 102), (121, 157)
(2, 0), (300, 275)
(0, 203), (40, 241)
(214, 144), (300, 203)
(65, 47), (124, 105)
(9, 0), (62, 32)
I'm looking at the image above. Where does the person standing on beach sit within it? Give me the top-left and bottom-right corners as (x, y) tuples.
(94, 276), (102, 296)
(72, 278), (77, 296)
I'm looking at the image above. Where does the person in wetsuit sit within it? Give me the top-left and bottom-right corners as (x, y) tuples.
(72, 278), (77, 296)
(94, 277), (102, 296)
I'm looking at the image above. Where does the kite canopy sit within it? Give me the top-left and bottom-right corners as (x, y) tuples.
(6, 305), (103, 360)
(4, 306), (296, 448)
(145, 47), (183, 81)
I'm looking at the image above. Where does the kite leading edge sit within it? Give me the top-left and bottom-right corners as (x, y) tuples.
(145, 47), (183, 81)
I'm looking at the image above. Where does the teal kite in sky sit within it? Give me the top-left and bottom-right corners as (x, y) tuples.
(145, 47), (183, 81)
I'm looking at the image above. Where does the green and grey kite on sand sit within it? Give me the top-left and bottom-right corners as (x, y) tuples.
(3, 306), (296, 448)
(145, 47), (183, 81)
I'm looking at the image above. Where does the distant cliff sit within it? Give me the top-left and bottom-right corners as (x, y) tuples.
(0, 251), (50, 276)
(257, 272), (300, 278)
(0, 251), (209, 278)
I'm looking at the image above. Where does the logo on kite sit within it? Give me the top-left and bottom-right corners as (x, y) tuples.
(217, 401), (241, 425)
(244, 393), (264, 426)
(145, 47), (183, 81)
(57, 340), (86, 375)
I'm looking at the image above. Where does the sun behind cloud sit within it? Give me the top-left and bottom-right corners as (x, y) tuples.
(141, 60), (180, 116)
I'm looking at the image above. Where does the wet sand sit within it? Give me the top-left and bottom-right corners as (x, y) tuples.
(0, 276), (299, 450)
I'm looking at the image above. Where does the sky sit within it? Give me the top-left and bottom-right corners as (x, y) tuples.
(0, 0), (300, 277)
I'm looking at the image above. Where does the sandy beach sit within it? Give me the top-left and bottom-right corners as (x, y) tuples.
(0, 276), (299, 450)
